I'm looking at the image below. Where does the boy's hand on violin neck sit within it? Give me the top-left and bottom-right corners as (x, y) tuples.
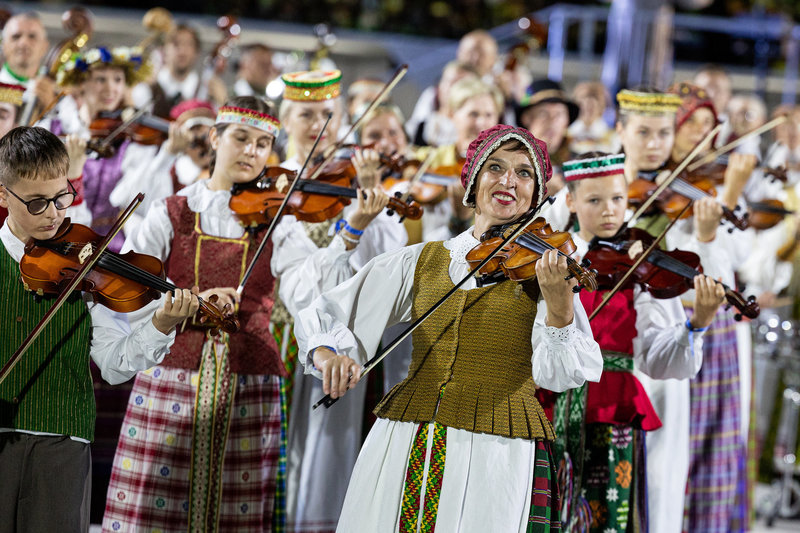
(198, 287), (240, 311)
(352, 147), (381, 189)
(537, 249), (575, 328)
(693, 197), (723, 243)
(690, 275), (727, 329)
(312, 347), (362, 399)
(65, 135), (88, 179)
(152, 287), (201, 335)
(349, 187), (389, 230)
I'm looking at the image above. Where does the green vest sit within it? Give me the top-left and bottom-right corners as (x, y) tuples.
(0, 243), (95, 441)
(375, 242), (555, 440)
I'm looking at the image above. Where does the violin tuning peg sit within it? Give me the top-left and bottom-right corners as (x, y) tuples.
(734, 313), (743, 322)
(563, 274), (574, 281)
(580, 258), (591, 268)
(386, 209), (395, 217)
(571, 285), (582, 294)
(398, 216), (406, 223)
(393, 191), (402, 199)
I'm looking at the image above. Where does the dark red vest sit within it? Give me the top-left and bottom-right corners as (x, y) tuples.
(161, 195), (285, 376)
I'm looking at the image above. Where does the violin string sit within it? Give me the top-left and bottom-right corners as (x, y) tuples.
(646, 250), (702, 279)
(516, 232), (577, 264)
(95, 250), (177, 293)
(667, 178), (711, 201)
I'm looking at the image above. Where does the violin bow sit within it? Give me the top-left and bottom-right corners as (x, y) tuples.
(306, 65), (408, 182)
(587, 201), (691, 322)
(313, 197), (556, 410)
(235, 113), (334, 297)
(0, 194), (144, 386)
(398, 151), (436, 204)
(94, 105), (151, 153)
(687, 116), (788, 172)
(626, 123), (722, 229)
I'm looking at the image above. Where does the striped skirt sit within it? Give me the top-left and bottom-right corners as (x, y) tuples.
(685, 308), (747, 532)
(337, 418), (561, 532)
(102, 363), (283, 532)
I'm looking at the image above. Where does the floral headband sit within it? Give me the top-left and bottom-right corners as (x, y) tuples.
(216, 106), (281, 137)
(57, 46), (151, 87)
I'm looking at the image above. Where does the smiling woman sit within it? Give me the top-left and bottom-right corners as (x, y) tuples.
(293, 124), (602, 532)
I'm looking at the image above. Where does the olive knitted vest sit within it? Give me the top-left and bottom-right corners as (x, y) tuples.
(0, 243), (94, 441)
(375, 242), (555, 440)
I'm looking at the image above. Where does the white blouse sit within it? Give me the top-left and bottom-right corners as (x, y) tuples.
(294, 228), (603, 393)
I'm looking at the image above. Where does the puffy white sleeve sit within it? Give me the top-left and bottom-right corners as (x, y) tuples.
(531, 292), (603, 392)
(87, 297), (175, 385)
(120, 198), (174, 260)
(293, 244), (423, 378)
(632, 287), (703, 380)
(665, 220), (735, 285)
(270, 216), (359, 318)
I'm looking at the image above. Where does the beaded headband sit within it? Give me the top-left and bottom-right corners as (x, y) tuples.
(563, 153), (625, 182)
(668, 81), (718, 132)
(282, 70), (342, 101)
(616, 90), (682, 116)
(0, 82), (25, 106)
(57, 46), (151, 87)
(216, 106), (281, 137)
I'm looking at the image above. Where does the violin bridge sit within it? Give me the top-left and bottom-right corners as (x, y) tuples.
(628, 240), (644, 260)
(78, 243), (94, 264)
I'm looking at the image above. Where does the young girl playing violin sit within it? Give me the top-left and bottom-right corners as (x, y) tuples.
(294, 124), (603, 532)
(558, 152), (726, 533)
(0, 126), (199, 532)
(103, 96), (286, 532)
(661, 82), (756, 533)
(271, 71), (408, 533)
(57, 46), (164, 252)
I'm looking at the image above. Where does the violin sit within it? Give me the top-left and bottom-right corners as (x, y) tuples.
(228, 166), (423, 227)
(746, 199), (795, 230)
(628, 170), (749, 232)
(687, 156), (788, 185)
(87, 109), (171, 157)
(585, 227), (759, 321)
(465, 217), (598, 292)
(381, 155), (464, 205)
(19, 220), (239, 333)
(138, 8), (175, 56)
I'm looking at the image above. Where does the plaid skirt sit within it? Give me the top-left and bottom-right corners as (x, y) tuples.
(102, 364), (283, 532)
(685, 308), (747, 533)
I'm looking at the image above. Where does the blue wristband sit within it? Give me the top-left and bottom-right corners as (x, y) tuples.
(343, 223), (364, 236)
(685, 319), (708, 333)
(334, 219), (347, 233)
(310, 345), (337, 371)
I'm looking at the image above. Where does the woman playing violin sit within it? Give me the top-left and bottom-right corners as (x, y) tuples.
(57, 46), (167, 251)
(415, 76), (504, 242)
(658, 82), (754, 533)
(294, 125), (602, 532)
(103, 96), (287, 531)
(270, 71), (407, 532)
(558, 152), (726, 533)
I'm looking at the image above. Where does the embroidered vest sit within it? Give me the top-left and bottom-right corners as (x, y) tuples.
(375, 242), (554, 440)
(0, 244), (95, 440)
(162, 196), (285, 376)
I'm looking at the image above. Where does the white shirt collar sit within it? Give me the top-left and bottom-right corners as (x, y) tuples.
(443, 227), (479, 265)
(0, 220), (26, 262)
(178, 179), (232, 215)
(156, 69), (199, 100)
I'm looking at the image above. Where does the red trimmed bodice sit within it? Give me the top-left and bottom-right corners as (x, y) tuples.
(161, 195), (285, 376)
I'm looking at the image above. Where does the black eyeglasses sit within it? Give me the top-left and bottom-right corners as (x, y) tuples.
(1, 180), (77, 215)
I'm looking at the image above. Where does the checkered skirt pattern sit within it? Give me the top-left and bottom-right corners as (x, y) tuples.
(102, 366), (282, 532)
(685, 308), (747, 533)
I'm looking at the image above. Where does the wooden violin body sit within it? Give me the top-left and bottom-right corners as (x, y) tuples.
(229, 167), (423, 227)
(19, 220), (239, 332)
(465, 217), (598, 291)
(585, 227), (759, 320)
